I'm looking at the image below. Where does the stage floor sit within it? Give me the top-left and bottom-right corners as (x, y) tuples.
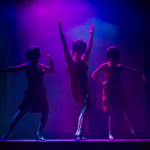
(1, 139), (150, 142)
(1, 139), (150, 150)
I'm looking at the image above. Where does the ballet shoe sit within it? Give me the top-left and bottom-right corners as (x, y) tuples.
(36, 133), (45, 141)
(1, 132), (10, 141)
(109, 134), (115, 140)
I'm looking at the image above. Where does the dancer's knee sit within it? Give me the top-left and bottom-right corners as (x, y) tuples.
(42, 112), (48, 117)
(18, 109), (26, 117)
(109, 109), (116, 118)
(87, 100), (93, 110)
(84, 99), (93, 109)
(41, 112), (48, 121)
(121, 108), (130, 117)
(83, 105), (92, 115)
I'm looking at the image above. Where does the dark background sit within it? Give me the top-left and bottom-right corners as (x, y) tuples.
(0, 0), (150, 139)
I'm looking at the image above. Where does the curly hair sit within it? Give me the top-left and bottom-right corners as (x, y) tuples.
(106, 46), (120, 59)
(72, 39), (87, 53)
(26, 46), (41, 61)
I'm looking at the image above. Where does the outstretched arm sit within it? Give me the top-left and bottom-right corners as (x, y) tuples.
(81, 25), (96, 64)
(58, 20), (72, 63)
(0, 63), (27, 72)
(43, 51), (54, 73)
(121, 66), (147, 82)
(91, 63), (107, 86)
(121, 66), (143, 74)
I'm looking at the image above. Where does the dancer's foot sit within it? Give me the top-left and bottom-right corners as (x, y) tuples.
(36, 133), (45, 141)
(131, 131), (141, 139)
(109, 134), (115, 140)
(74, 131), (87, 140)
(74, 134), (87, 140)
(1, 132), (10, 141)
(75, 136), (87, 140)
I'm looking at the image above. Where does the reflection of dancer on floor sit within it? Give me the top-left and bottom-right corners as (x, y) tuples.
(58, 20), (95, 140)
(91, 46), (146, 140)
(1, 46), (54, 141)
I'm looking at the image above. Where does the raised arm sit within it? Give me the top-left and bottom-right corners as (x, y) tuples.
(43, 51), (54, 73)
(58, 20), (72, 63)
(81, 25), (96, 64)
(0, 63), (27, 73)
(91, 63), (107, 86)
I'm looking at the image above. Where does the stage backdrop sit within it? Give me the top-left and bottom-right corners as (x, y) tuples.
(0, 0), (147, 139)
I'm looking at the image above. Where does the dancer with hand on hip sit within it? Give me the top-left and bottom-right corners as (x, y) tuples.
(91, 46), (145, 139)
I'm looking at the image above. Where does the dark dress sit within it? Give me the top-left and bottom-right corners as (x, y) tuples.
(102, 62), (127, 111)
(67, 58), (93, 106)
(19, 63), (49, 113)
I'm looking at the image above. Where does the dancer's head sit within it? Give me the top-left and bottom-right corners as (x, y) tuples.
(26, 46), (41, 62)
(106, 46), (120, 63)
(71, 39), (87, 58)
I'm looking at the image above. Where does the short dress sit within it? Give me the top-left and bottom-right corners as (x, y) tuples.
(102, 63), (127, 111)
(19, 63), (49, 113)
(67, 59), (93, 106)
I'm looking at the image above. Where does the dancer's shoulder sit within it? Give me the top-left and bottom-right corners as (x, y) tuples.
(101, 62), (109, 68)
(97, 62), (108, 71)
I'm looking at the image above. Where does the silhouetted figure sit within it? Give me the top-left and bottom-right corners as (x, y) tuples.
(1, 46), (54, 141)
(58, 20), (95, 140)
(92, 46), (145, 139)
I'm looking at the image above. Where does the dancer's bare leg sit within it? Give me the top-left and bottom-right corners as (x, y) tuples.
(107, 101), (117, 140)
(36, 112), (48, 140)
(121, 108), (139, 137)
(108, 110), (116, 140)
(1, 109), (28, 140)
(75, 97), (92, 139)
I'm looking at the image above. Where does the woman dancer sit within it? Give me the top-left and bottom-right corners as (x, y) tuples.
(1, 46), (54, 141)
(91, 46), (145, 139)
(58, 20), (95, 140)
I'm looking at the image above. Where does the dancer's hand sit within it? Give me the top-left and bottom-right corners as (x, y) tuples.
(44, 50), (51, 59)
(142, 74), (147, 83)
(57, 20), (62, 30)
(89, 25), (96, 34)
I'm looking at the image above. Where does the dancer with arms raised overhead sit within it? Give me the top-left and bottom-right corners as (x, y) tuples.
(58, 20), (95, 140)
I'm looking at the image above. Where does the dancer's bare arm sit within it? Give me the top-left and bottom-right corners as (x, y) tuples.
(58, 20), (72, 63)
(121, 66), (143, 74)
(91, 63), (107, 86)
(121, 66), (147, 82)
(43, 51), (54, 73)
(81, 25), (96, 64)
(0, 64), (27, 72)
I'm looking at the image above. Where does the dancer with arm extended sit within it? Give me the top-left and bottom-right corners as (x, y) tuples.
(91, 46), (145, 139)
(1, 46), (54, 141)
(58, 20), (95, 140)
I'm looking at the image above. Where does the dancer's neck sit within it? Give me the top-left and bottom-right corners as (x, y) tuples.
(31, 60), (39, 67)
(109, 61), (117, 66)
